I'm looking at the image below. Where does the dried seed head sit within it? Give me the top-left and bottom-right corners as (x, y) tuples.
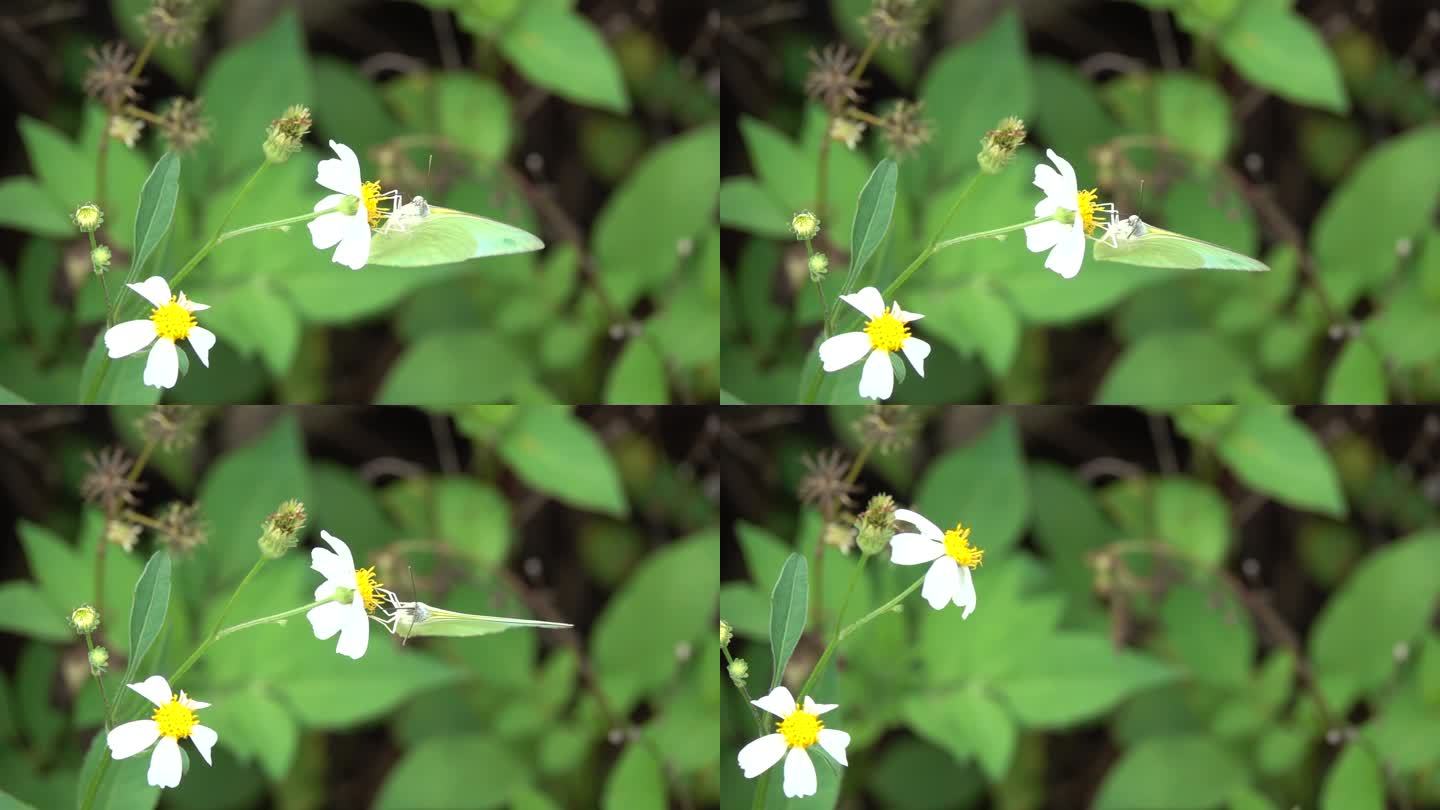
(136, 405), (202, 451)
(263, 104), (312, 163)
(855, 404), (921, 454)
(83, 42), (143, 109)
(80, 446), (142, 514)
(158, 97), (211, 153)
(881, 99), (933, 158)
(258, 499), (308, 558)
(797, 449), (859, 517)
(804, 44), (866, 112)
(140, 0), (202, 47)
(861, 0), (924, 49)
(855, 493), (897, 556)
(978, 116), (1028, 174)
(155, 501), (208, 554)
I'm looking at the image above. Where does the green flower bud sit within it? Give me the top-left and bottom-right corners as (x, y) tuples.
(72, 204), (104, 233)
(807, 252), (830, 282)
(258, 499), (308, 558)
(69, 604), (101, 634)
(91, 244), (113, 271)
(790, 210), (820, 241)
(728, 657), (750, 688)
(854, 493), (897, 556)
(720, 619), (733, 649)
(89, 646), (110, 674)
(263, 104), (312, 163)
(977, 115), (1028, 174)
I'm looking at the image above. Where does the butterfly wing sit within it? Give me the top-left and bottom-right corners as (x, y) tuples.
(368, 206), (544, 267)
(403, 602), (572, 638)
(1094, 222), (1268, 271)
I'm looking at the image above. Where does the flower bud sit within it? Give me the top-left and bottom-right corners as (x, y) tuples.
(807, 252), (830, 282)
(73, 204), (104, 233)
(89, 646), (110, 674)
(91, 245), (113, 271)
(719, 619), (733, 649)
(978, 116), (1028, 174)
(263, 104), (312, 163)
(728, 657), (750, 688)
(854, 493), (897, 556)
(69, 604), (101, 634)
(790, 210), (820, 241)
(258, 499), (307, 558)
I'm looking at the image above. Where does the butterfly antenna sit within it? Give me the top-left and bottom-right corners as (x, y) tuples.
(1137, 179), (1147, 216)
(403, 564), (418, 645)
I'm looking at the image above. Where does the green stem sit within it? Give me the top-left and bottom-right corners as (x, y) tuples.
(723, 645), (766, 736)
(166, 557), (268, 690)
(926, 172), (982, 252)
(796, 569), (922, 701)
(751, 771), (773, 810)
(82, 632), (112, 732)
(213, 598), (328, 641)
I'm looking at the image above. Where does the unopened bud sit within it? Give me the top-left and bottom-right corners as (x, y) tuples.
(855, 493), (897, 556)
(263, 104), (312, 163)
(720, 619), (733, 649)
(790, 210), (820, 241)
(91, 245), (113, 271)
(728, 657), (749, 688)
(258, 499), (307, 558)
(808, 252), (830, 282)
(73, 204), (104, 233)
(89, 646), (110, 673)
(69, 604), (101, 634)
(978, 116), (1027, 174)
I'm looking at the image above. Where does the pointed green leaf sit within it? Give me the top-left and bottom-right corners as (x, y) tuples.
(127, 153), (180, 288)
(121, 551), (171, 686)
(768, 553), (809, 690)
(844, 158), (898, 296)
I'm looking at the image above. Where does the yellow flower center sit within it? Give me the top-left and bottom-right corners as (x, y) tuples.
(942, 523), (983, 568)
(864, 310), (909, 353)
(150, 298), (196, 341)
(152, 696), (198, 739)
(360, 180), (389, 229)
(355, 566), (384, 613)
(777, 708), (823, 748)
(1075, 188), (1102, 235)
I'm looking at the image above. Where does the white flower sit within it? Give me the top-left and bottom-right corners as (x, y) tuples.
(1023, 148), (1109, 279)
(817, 286), (930, 401)
(737, 686), (850, 798)
(306, 530), (388, 659)
(103, 276), (215, 390)
(888, 508), (982, 617)
(308, 140), (384, 270)
(105, 675), (217, 789)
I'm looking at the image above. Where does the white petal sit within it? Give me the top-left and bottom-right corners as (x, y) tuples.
(178, 690), (210, 710)
(107, 720), (160, 759)
(127, 277), (172, 308)
(142, 339), (179, 389)
(955, 566), (977, 619)
(187, 327), (215, 368)
(188, 725), (217, 766)
(1046, 148), (1079, 190)
(176, 291), (209, 312)
(818, 332), (871, 372)
(147, 736), (182, 788)
(334, 602), (371, 659)
(901, 337), (931, 377)
(1032, 163), (1072, 205)
(313, 530), (356, 582)
(1044, 220), (1086, 279)
(818, 728), (851, 767)
(802, 696), (838, 716)
(128, 675), (174, 708)
(1033, 196), (1060, 219)
(839, 286), (886, 320)
(104, 319), (157, 358)
(889, 533), (945, 565)
(857, 349), (894, 400)
(313, 192), (347, 215)
(316, 140), (362, 195)
(737, 733), (788, 778)
(1025, 221), (1065, 253)
(329, 211), (372, 270)
(782, 747), (817, 798)
(894, 509), (943, 540)
(891, 302), (924, 323)
(307, 599), (347, 641)
(922, 556), (961, 610)
(751, 686), (797, 719)
(308, 210), (351, 249)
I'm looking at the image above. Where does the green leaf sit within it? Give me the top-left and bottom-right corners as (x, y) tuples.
(197, 282), (301, 376)
(1159, 584), (1254, 688)
(601, 744), (666, 810)
(921, 285), (1021, 377)
(0, 177), (71, 237)
(200, 688), (297, 782)
(376, 329), (528, 404)
(497, 408), (627, 516)
(1319, 744), (1385, 810)
(122, 551), (171, 687)
(1215, 407), (1346, 517)
(128, 153), (180, 286)
(767, 553), (808, 690)
(76, 728), (161, 810)
(1153, 478), (1231, 568)
(0, 582), (69, 642)
(900, 688), (1016, 782)
(604, 337), (669, 404)
(434, 477), (512, 570)
(1154, 73), (1232, 164)
(592, 531), (717, 711)
(844, 158), (898, 296)
(1218, 3), (1347, 113)
(1097, 331), (1248, 405)
(1323, 340), (1388, 404)
(375, 734), (527, 809)
(913, 415), (1029, 553)
(1095, 735), (1246, 809)
(718, 178), (789, 238)
(738, 117), (810, 213)
(434, 74), (514, 166)
(498, 5), (628, 112)
(996, 633), (1176, 728)
(1309, 532), (1440, 699)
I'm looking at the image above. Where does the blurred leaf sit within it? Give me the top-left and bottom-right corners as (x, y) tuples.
(913, 415), (1029, 553)
(901, 687), (1016, 782)
(1153, 477), (1230, 568)
(374, 734), (527, 809)
(1097, 331), (1248, 405)
(718, 178), (789, 238)
(497, 408), (627, 516)
(768, 553), (808, 690)
(310, 57), (401, 157)
(122, 551), (172, 687)
(604, 338), (669, 404)
(738, 117), (809, 213)
(434, 74), (514, 166)
(0, 177), (70, 237)
(1218, 3), (1348, 113)
(1323, 340), (1388, 404)
(0, 582), (69, 642)
(200, 282), (301, 377)
(434, 477), (511, 570)
(592, 531), (717, 710)
(1215, 407), (1345, 517)
(1159, 584), (1254, 688)
(1094, 735), (1246, 809)
(601, 744), (666, 810)
(1319, 744), (1385, 810)
(918, 10), (1031, 178)
(198, 689), (296, 782)
(844, 159), (898, 297)
(377, 329), (527, 404)
(997, 633), (1176, 728)
(128, 153), (181, 287)
(921, 285), (1020, 377)
(1154, 73), (1232, 164)
(1309, 532), (1440, 699)
(498, 5), (629, 112)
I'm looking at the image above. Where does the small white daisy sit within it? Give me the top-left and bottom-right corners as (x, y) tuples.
(308, 140), (388, 270)
(888, 508), (983, 617)
(1023, 148), (1110, 279)
(105, 675), (217, 789)
(306, 530), (390, 659)
(817, 286), (930, 401)
(737, 686), (851, 798)
(103, 276), (215, 390)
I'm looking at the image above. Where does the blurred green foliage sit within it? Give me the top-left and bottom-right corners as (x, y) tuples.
(721, 2), (1440, 404)
(0, 405), (719, 809)
(720, 405), (1440, 807)
(0, 2), (718, 404)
